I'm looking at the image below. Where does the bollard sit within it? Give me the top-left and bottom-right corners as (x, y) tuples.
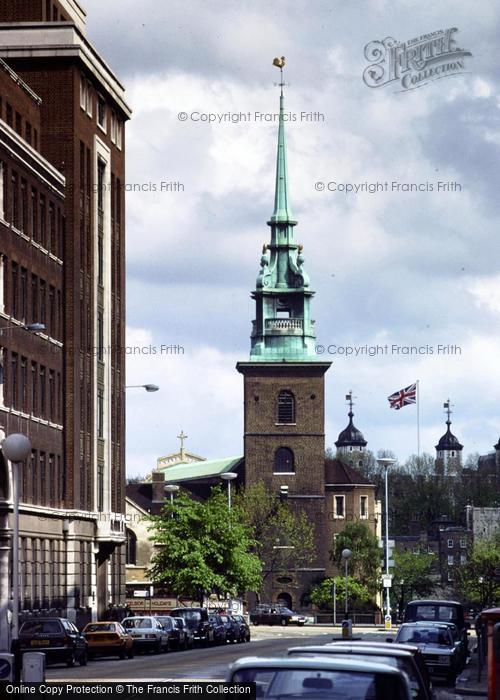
(341, 619), (352, 639)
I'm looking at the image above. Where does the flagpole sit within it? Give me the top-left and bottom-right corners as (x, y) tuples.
(416, 380), (420, 460)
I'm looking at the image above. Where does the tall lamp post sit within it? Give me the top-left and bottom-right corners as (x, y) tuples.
(377, 457), (396, 624)
(125, 384), (159, 392)
(220, 472), (237, 510)
(341, 548), (352, 619)
(2, 432), (31, 679)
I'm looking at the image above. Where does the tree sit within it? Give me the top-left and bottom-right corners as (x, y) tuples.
(391, 549), (436, 617)
(236, 482), (316, 583)
(148, 488), (262, 603)
(310, 576), (372, 611)
(455, 533), (500, 608)
(331, 522), (380, 594)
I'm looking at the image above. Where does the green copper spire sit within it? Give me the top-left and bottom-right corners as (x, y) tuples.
(270, 57), (293, 224)
(248, 58), (318, 362)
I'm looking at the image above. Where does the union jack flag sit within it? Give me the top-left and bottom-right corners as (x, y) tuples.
(388, 383), (417, 410)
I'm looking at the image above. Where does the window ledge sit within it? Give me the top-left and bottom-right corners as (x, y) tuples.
(275, 422), (297, 426)
(273, 472), (295, 476)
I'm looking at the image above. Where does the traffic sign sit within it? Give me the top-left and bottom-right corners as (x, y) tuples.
(382, 574), (393, 588)
(384, 615), (392, 631)
(0, 654), (14, 681)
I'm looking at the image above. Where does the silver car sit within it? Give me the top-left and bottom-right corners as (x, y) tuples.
(227, 655), (412, 699)
(121, 616), (169, 654)
(287, 643), (434, 699)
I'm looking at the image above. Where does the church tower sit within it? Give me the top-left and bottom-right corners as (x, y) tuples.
(335, 392), (368, 468)
(237, 60), (331, 597)
(435, 400), (463, 475)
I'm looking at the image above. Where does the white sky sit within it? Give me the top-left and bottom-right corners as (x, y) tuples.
(82, 0), (500, 477)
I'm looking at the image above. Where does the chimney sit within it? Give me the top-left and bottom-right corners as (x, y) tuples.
(151, 471), (165, 503)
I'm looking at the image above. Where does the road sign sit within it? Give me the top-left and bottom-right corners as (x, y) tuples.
(384, 615), (392, 631)
(378, 539), (395, 548)
(0, 654), (14, 681)
(382, 574), (393, 588)
(386, 559), (395, 567)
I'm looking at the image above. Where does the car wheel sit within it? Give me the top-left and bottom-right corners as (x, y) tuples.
(66, 651), (76, 668)
(281, 618), (288, 626)
(79, 652), (88, 667)
(153, 640), (161, 654)
(127, 647), (134, 659)
(446, 672), (456, 687)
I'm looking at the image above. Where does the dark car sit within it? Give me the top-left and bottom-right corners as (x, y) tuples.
(404, 600), (469, 663)
(250, 604), (307, 626)
(231, 614), (251, 643)
(156, 616), (181, 651)
(208, 614), (227, 645)
(218, 614), (239, 643)
(19, 618), (88, 667)
(395, 622), (461, 685)
(173, 617), (194, 649)
(170, 607), (214, 647)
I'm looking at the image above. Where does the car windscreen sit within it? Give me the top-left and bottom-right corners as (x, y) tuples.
(398, 626), (452, 646)
(232, 668), (402, 700)
(20, 620), (62, 635)
(158, 618), (173, 630)
(407, 604), (458, 624)
(85, 624), (115, 632)
(122, 618), (152, 629)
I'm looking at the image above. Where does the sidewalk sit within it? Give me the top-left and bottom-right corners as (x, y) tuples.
(455, 649), (487, 697)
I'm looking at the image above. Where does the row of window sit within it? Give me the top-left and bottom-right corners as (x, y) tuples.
(333, 494), (369, 519)
(2, 257), (63, 341)
(0, 97), (39, 150)
(447, 537), (468, 548)
(44, 0), (68, 22)
(1, 161), (65, 258)
(1, 349), (62, 424)
(448, 553), (467, 565)
(23, 450), (65, 507)
(80, 76), (123, 149)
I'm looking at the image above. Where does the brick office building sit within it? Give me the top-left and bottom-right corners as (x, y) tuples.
(0, 0), (131, 627)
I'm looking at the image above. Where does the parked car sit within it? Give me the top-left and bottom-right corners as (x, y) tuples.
(287, 643), (434, 699)
(209, 613), (227, 645)
(83, 621), (134, 660)
(249, 604), (307, 626)
(404, 600), (469, 662)
(218, 614), (240, 643)
(19, 618), (88, 667)
(231, 614), (251, 643)
(170, 607), (215, 647)
(394, 622), (461, 685)
(156, 616), (182, 651)
(173, 616), (194, 649)
(121, 616), (169, 654)
(227, 656), (413, 699)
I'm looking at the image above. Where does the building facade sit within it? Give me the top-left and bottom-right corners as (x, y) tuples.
(0, 0), (131, 632)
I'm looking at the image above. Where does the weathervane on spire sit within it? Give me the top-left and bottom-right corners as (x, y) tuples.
(273, 56), (286, 96)
(345, 391), (356, 416)
(444, 399), (453, 424)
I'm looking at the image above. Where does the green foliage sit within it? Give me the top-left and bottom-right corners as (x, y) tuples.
(455, 533), (500, 607)
(331, 521), (381, 593)
(148, 488), (262, 601)
(310, 576), (372, 610)
(236, 482), (316, 581)
(392, 549), (436, 616)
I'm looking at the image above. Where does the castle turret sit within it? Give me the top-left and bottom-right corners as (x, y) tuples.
(435, 400), (463, 475)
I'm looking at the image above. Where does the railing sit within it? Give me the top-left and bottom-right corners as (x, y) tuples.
(265, 318), (303, 333)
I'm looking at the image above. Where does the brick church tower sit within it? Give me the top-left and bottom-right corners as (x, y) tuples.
(237, 60), (331, 599)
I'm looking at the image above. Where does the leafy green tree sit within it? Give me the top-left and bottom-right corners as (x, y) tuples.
(236, 482), (316, 583)
(455, 533), (500, 607)
(391, 549), (436, 616)
(310, 576), (372, 611)
(331, 522), (381, 594)
(148, 488), (262, 603)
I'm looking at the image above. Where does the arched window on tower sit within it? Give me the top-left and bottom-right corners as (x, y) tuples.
(277, 390), (295, 423)
(274, 447), (295, 473)
(126, 528), (137, 566)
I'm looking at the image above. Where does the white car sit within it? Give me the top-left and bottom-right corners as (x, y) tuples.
(121, 616), (169, 654)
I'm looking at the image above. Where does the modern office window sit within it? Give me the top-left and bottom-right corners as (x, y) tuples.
(39, 366), (46, 417)
(48, 369), (55, 422)
(31, 188), (38, 240)
(274, 447), (294, 473)
(11, 171), (18, 227)
(97, 465), (104, 512)
(97, 389), (104, 437)
(49, 202), (56, 252)
(39, 452), (46, 505)
(334, 495), (345, 519)
(20, 267), (27, 321)
(9, 352), (17, 408)
(6, 103), (13, 127)
(20, 179), (27, 232)
(31, 450), (37, 503)
(39, 280), (46, 325)
(49, 286), (55, 337)
(39, 195), (46, 247)
(11, 262), (18, 318)
(20, 357), (27, 413)
(31, 361), (37, 415)
(97, 159), (105, 211)
(97, 311), (104, 360)
(98, 235), (104, 286)
(31, 274), (38, 323)
(26, 122), (32, 146)
(48, 455), (55, 506)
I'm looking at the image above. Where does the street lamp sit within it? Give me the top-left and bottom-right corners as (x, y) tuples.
(377, 457), (397, 623)
(1, 432), (31, 677)
(0, 322), (45, 335)
(220, 472), (237, 510)
(125, 384), (159, 392)
(165, 484), (179, 518)
(341, 548), (352, 619)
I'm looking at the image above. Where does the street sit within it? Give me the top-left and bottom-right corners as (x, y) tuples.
(45, 626), (474, 698)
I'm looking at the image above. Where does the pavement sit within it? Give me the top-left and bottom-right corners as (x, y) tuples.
(455, 647), (487, 697)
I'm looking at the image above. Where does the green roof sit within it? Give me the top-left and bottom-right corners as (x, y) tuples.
(160, 455), (243, 483)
